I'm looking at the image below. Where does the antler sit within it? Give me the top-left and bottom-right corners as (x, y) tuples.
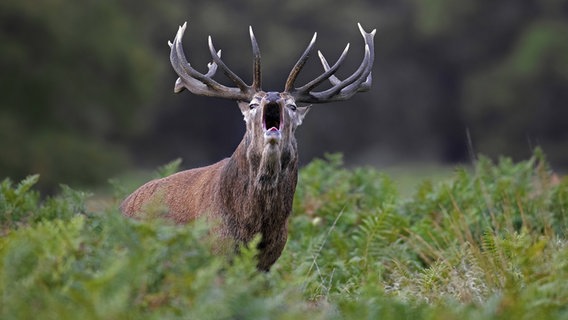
(285, 23), (376, 103)
(169, 22), (262, 101)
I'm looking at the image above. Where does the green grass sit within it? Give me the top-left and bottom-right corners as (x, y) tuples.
(1, 150), (567, 319)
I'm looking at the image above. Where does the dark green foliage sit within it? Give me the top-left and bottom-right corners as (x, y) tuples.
(0, 175), (89, 232)
(1, 152), (567, 319)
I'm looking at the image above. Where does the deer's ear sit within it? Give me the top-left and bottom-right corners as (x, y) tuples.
(295, 105), (311, 126)
(238, 101), (249, 113)
(238, 101), (252, 121)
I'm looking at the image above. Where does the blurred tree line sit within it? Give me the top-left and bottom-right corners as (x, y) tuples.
(1, 0), (567, 191)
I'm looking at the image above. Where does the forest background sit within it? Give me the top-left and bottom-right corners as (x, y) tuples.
(1, 0), (566, 191)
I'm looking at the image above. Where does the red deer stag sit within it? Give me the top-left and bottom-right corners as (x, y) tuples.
(121, 22), (375, 271)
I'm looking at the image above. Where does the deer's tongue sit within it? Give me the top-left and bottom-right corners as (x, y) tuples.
(264, 126), (281, 144)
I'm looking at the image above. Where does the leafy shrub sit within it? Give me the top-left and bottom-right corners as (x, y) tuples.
(1, 150), (567, 319)
(0, 175), (89, 233)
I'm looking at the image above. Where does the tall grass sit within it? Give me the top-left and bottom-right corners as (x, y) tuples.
(1, 150), (566, 319)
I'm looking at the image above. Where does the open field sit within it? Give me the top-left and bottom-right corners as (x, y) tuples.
(1, 150), (567, 319)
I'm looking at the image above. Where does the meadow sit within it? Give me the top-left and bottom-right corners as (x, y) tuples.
(1, 150), (567, 319)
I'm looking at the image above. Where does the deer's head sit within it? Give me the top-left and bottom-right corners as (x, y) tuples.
(168, 22), (375, 186)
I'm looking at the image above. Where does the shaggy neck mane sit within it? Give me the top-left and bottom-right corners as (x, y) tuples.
(218, 139), (298, 242)
(225, 138), (297, 193)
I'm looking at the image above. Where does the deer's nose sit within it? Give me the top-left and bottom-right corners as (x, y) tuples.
(265, 91), (281, 103)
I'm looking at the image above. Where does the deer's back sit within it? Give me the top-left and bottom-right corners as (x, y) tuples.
(120, 159), (228, 223)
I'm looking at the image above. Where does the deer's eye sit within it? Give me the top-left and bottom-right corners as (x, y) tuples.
(249, 103), (259, 110)
(287, 104), (297, 111)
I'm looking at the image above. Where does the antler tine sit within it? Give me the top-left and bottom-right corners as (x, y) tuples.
(171, 23), (223, 94)
(205, 49), (221, 77)
(312, 43), (373, 100)
(250, 26), (262, 91)
(169, 21), (254, 101)
(173, 49), (220, 93)
(289, 23), (376, 103)
(295, 43), (350, 93)
(284, 32), (318, 92)
(317, 51), (341, 86)
(207, 36), (250, 92)
(324, 23), (374, 94)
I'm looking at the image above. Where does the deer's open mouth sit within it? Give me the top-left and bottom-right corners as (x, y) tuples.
(263, 102), (281, 132)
